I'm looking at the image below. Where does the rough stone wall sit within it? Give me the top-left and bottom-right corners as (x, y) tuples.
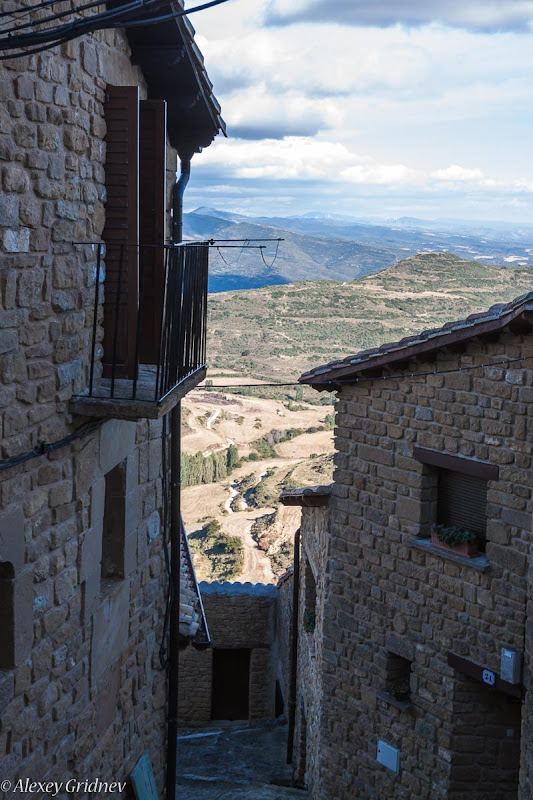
(276, 568), (293, 710)
(179, 582), (278, 724)
(0, 28), (180, 799)
(0, 418), (169, 796)
(293, 508), (328, 794)
(0, 28), (177, 455)
(318, 332), (532, 800)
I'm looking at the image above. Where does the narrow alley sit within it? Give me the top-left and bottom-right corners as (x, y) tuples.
(177, 721), (308, 800)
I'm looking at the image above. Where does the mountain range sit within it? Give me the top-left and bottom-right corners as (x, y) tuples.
(184, 207), (533, 293)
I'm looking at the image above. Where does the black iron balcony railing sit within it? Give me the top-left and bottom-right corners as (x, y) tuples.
(71, 241), (209, 420)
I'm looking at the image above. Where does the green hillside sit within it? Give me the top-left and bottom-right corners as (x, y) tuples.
(207, 253), (533, 383)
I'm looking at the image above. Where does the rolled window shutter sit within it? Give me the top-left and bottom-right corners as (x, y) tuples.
(437, 469), (487, 538)
(139, 99), (167, 365)
(102, 85), (140, 380)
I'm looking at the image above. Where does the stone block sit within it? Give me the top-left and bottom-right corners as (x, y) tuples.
(0, 193), (19, 226)
(82, 570), (100, 625)
(56, 357), (82, 387)
(80, 522), (103, 582)
(3, 228), (30, 253)
(90, 477), (105, 527)
(99, 419), (137, 474)
(96, 659), (120, 734)
(486, 543), (527, 576)
(395, 495), (420, 523)
(124, 534), (137, 578)
(90, 580), (130, 684)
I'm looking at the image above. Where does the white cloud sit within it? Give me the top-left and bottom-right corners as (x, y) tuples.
(187, 0), (533, 221)
(196, 137), (419, 184)
(265, 0), (533, 32)
(432, 165), (485, 181)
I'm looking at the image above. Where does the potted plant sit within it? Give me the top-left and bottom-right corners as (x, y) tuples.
(430, 523), (479, 558)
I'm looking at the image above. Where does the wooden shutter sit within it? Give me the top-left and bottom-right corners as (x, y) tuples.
(139, 99), (167, 365)
(437, 469), (487, 538)
(102, 85), (140, 380)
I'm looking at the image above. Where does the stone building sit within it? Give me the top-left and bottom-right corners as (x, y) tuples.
(179, 582), (279, 725)
(0, 3), (223, 796)
(280, 293), (533, 799)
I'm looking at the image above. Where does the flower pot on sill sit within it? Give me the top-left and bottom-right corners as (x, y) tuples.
(430, 531), (479, 558)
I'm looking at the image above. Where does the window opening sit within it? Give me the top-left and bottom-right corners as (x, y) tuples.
(437, 468), (488, 551)
(101, 462), (126, 591)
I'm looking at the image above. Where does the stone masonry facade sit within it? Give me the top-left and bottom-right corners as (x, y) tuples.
(0, 25), (187, 798)
(276, 504), (329, 794)
(179, 582), (278, 725)
(285, 322), (533, 799)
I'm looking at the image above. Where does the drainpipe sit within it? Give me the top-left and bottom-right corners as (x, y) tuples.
(172, 157), (191, 244)
(287, 529), (301, 764)
(166, 155), (191, 800)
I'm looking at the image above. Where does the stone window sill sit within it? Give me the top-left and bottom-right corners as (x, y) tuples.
(410, 538), (491, 572)
(100, 576), (124, 602)
(376, 690), (414, 714)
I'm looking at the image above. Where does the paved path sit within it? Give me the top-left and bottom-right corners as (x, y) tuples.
(177, 721), (308, 800)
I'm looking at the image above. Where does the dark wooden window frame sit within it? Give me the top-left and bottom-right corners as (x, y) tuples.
(414, 447), (499, 481)
(415, 448), (498, 552)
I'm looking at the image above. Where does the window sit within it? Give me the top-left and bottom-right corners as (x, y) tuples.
(414, 448), (497, 553)
(437, 468), (488, 550)
(101, 462), (126, 589)
(303, 558), (317, 634)
(0, 561), (15, 669)
(385, 652), (412, 703)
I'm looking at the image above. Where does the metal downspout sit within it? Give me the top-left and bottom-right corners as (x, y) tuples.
(166, 156), (191, 800)
(287, 529), (301, 764)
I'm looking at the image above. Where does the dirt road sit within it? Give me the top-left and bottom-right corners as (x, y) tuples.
(222, 511), (275, 585)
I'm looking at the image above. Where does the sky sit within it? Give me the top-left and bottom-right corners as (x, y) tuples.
(184, 0), (533, 223)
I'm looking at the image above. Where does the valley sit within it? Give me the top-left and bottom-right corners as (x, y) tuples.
(184, 250), (533, 583)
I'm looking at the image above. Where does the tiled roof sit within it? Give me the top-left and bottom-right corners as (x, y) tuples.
(280, 484), (332, 507)
(300, 291), (533, 386)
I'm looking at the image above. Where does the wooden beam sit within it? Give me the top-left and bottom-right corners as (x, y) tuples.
(447, 652), (522, 699)
(414, 447), (499, 481)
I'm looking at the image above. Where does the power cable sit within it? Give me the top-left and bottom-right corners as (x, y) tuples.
(0, 418), (103, 471)
(0, 0), (233, 59)
(260, 238), (281, 271)
(194, 354), (533, 391)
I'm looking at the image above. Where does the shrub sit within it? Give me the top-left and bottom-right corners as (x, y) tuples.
(431, 523), (476, 545)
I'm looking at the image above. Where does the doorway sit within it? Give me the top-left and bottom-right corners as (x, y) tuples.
(211, 648), (251, 720)
(450, 675), (521, 799)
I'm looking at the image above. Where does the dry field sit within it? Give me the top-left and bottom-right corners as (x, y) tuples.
(181, 388), (334, 584)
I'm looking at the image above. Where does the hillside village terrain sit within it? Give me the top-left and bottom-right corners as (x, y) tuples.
(2, 1), (533, 798)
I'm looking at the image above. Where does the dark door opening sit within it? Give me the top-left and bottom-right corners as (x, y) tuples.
(211, 648), (251, 720)
(450, 676), (522, 800)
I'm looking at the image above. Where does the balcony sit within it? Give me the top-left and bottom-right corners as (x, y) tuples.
(70, 241), (208, 421)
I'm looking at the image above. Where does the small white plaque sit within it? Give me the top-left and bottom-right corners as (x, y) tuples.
(482, 668), (495, 686)
(501, 648), (522, 684)
(377, 740), (400, 773)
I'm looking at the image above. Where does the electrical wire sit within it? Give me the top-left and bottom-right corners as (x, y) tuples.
(0, 0), (232, 59)
(0, 418), (103, 471)
(260, 238), (281, 270)
(194, 354), (533, 391)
